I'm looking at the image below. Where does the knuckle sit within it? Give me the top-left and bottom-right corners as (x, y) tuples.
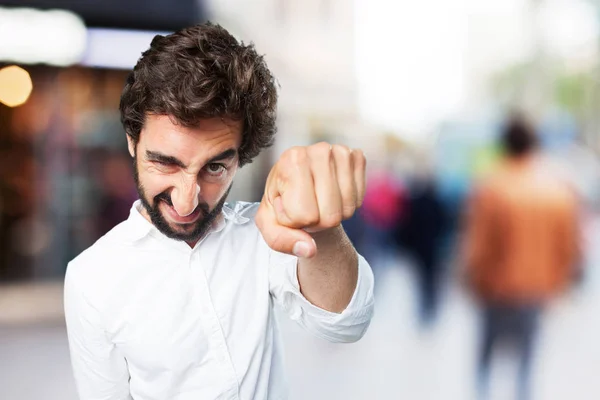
(286, 208), (319, 227)
(333, 145), (352, 161)
(301, 212), (320, 227)
(357, 196), (365, 208)
(310, 142), (333, 158)
(315, 141), (330, 151)
(284, 146), (308, 164)
(342, 204), (356, 220)
(353, 149), (366, 166)
(357, 191), (366, 207)
(342, 187), (357, 204)
(335, 144), (352, 155)
(321, 211), (343, 228)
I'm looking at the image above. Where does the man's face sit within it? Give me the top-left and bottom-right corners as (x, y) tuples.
(129, 115), (242, 243)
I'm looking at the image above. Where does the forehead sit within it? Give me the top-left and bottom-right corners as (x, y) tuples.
(140, 115), (243, 157)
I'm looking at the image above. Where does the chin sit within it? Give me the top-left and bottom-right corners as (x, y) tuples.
(164, 218), (197, 231)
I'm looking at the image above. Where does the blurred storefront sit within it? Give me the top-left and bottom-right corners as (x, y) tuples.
(0, 1), (208, 281)
(0, 0), (376, 281)
(0, 66), (135, 281)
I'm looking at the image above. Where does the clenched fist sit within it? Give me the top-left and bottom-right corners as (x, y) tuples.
(256, 142), (366, 258)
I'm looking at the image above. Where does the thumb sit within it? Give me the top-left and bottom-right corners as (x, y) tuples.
(256, 197), (317, 258)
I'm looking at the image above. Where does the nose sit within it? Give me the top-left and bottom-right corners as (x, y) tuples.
(171, 175), (200, 217)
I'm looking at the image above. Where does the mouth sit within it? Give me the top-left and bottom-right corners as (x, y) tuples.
(160, 201), (203, 225)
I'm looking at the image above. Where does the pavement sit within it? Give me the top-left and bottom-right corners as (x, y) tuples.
(2, 257), (600, 400)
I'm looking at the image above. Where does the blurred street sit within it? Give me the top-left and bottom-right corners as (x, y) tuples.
(2, 220), (600, 400)
(2, 1), (600, 399)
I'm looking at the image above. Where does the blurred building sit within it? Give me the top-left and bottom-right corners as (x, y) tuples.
(209, 0), (391, 201)
(0, 0), (388, 281)
(0, 1), (210, 281)
(210, 0), (381, 152)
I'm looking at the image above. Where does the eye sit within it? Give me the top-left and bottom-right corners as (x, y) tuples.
(150, 160), (179, 172)
(206, 163), (227, 174)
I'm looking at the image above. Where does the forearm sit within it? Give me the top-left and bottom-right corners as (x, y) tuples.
(297, 225), (358, 313)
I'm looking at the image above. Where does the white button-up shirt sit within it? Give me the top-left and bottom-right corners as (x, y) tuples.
(64, 201), (375, 400)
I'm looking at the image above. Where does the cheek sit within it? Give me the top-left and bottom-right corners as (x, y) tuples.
(202, 182), (229, 204)
(202, 168), (236, 204)
(139, 168), (175, 198)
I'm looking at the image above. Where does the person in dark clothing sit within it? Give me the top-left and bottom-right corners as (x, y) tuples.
(396, 177), (446, 327)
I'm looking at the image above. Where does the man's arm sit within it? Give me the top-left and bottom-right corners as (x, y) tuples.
(296, 225), (357, 313)
(260, 142), (374, 340)
(64, 266), (131, 400)
(257, 143), (368, 312)
(267, 235), (374, 343)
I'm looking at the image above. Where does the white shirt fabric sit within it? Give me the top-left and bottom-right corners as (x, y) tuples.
(64, 200), (375, 400)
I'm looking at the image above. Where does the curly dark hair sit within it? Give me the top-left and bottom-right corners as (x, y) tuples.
(119, 22), (278, 166)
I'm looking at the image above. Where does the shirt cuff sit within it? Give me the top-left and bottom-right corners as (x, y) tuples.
(294, 254), (374, 322)
(270, 249), (375, 343)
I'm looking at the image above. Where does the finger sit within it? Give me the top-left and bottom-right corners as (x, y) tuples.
(256, 198), (317, 258)
(308, 142), (343, 231)
(273, 148), (319, 229)
(352, 149), (367, 207)
(332, 144), (357, 220)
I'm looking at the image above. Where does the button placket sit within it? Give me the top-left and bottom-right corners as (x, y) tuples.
(190, 250), (240, 399)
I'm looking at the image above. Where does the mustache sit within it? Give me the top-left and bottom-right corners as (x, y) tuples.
(154, 192), (173, 207)
(154, 192), (210, 214)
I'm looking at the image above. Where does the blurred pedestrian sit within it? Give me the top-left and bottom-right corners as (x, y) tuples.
(463, 114), (580, 400)
(360, 167), (407, 293)
(396, 175), (446, 327)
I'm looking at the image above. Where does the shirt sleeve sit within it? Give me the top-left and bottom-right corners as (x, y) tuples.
(64, 264), (132, 400)
(268, 249), (375, 343)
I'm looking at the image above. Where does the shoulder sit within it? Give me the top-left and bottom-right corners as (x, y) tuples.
(468, 177), (496, 202)
(70, 220), (133, 265)
(65, 221), (136, 296)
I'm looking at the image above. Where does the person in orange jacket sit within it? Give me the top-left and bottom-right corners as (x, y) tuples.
(463, 113), (581, 400)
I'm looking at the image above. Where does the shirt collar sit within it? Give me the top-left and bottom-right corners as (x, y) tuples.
(124, 200), (251, 243)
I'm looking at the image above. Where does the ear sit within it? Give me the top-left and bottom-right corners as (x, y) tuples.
(126, 134), (136, 158)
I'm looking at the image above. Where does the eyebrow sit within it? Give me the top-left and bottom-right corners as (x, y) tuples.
(207, 149), (237, 164)
(145, 151), (187, 168)
(145, 148), (237, 169)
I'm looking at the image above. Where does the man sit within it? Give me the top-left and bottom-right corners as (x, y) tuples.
(463, 114), (580, 400)
(64, 23), (374, 400)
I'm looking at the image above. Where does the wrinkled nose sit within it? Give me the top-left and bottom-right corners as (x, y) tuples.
(171, 177), (200, 216)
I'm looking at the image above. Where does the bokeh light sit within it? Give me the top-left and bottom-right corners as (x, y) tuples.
(0, 65), (33, 107)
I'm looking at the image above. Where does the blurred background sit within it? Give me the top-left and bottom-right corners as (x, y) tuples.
(2, 0), (600, 399)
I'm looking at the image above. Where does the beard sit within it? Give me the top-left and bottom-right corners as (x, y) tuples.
(133, 156), (232, 242)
